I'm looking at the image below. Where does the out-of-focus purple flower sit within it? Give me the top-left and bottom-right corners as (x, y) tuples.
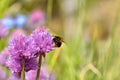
(49, 72), (56, 80)
(8, 34), (37, 59)
(1, 17), (15, 29)
(26, 10), (46, 30)
(29, 10), (45, 25)
(30, 27), (54, 57)
(6, 57), (38, 73)
(11, 29), (26, 36)
(0, 54), (6, 66)
(9, 29), (26, 42)
(15, 14), (27, 28)
(0, 68), (6, 80)
(26, 67), (49, 80)
(8, 72), (21, 80)
(0, 23), (9, 39)
(0, 48), (9, 66)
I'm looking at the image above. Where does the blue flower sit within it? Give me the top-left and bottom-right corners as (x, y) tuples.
(15, 14), (27, 28)
(1, 17), (15, 29)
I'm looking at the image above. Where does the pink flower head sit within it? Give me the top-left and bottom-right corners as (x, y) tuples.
(7, 34), (38, 74)
(0, 48), (9, 66)
(26, 10), (46, 31)
(29, 10), (45, 24)
(26, 67), (49, 80)
(30, 27), (54, 57)
(10, 29), (26, 38)
(0, 22), (9, 39)
(0, 68), (6, 80)
(8, 34), (37, 59)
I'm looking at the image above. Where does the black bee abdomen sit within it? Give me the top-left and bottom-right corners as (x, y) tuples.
(53, 36), (62, 47)
(55, 42), (61, 47)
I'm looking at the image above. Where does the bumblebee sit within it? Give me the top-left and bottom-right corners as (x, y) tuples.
(53, 36), (63, 47)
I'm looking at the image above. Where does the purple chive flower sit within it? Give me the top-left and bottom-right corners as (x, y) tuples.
(8, 34), (37, 59)
(26, 67), (49, 80)
(1, 17), (15, 29)
(0, 23), (9, 39)
(7, 57), (38, 73)
(7, 34), (38, 75)
(30, 27), (54, 57)
(0, 48), (9, 66)
(15, 14), (27, 28)
(0, 68), (6, 80)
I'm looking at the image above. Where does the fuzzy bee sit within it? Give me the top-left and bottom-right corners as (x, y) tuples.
(53, 36), (63, 47)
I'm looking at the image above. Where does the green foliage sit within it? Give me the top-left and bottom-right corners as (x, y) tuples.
(1, 0), (120, 80)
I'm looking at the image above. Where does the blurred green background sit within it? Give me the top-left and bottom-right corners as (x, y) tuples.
(1, 0), (120, 80)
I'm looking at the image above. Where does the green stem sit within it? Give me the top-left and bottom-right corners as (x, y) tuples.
(36, 54), (42, 80)
(21, 58), (25, 80)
